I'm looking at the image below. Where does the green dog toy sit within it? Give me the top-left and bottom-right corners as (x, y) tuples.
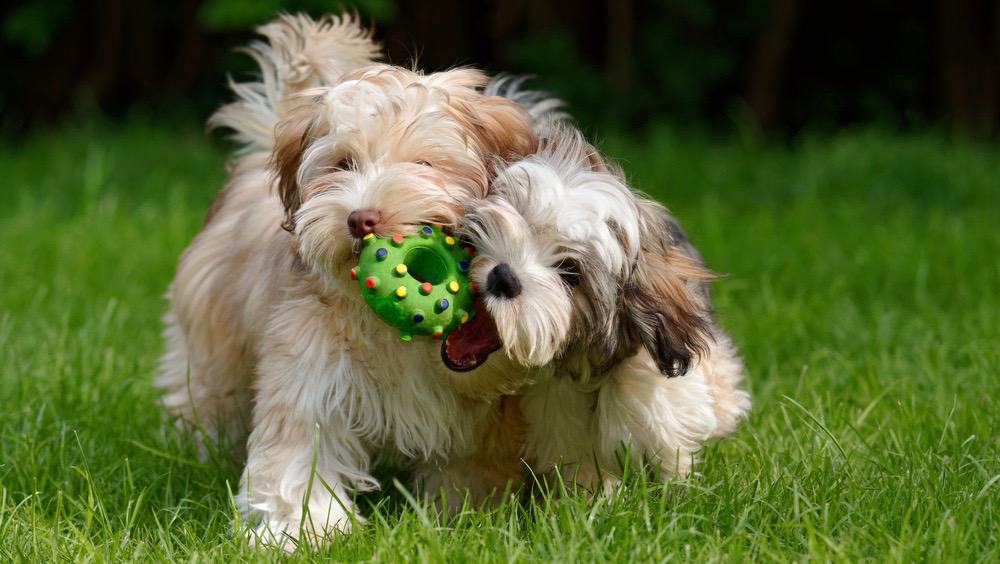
(352, 225), (477, 341)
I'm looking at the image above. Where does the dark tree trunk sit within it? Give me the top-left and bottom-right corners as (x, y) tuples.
(606, 0), (633, 97)
(936, 0), (1000, 135)
(747, 0), (800, 132)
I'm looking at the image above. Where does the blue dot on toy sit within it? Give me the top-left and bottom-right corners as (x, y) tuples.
(375, 247), (388, 260)
(421, 226), (433, 236)
(437, 298), (449, 312)
(413, 313), (425, 323)
(459, 260), (469, 271)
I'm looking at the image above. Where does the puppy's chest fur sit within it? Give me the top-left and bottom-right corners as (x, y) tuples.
(274, 283), (486, 460)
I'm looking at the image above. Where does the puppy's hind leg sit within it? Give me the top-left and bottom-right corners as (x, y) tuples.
(156, 309), (253, 458)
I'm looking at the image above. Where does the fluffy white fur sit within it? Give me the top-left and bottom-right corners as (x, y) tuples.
(462, 122), (752, 491)
(156, 14), (536, 550)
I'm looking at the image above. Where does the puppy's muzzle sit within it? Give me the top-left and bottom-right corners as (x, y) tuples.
(486, 263), (522, 299)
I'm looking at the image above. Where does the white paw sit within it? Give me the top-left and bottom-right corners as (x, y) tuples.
(242, 503), (360, 552)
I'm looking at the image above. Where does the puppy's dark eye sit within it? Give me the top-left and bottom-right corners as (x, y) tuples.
(415, 160), (432, 167)
(335, 157), (355, 171)
(555, 258), (582, 287)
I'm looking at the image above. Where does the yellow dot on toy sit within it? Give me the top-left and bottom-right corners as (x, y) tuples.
(444, 236), (455, 246)
(364, 233), (375, 241)
(460, 312), (469, 324)
(447, 280), (460, 293)
(395, 263), (408, 275)
(395, 286), (407, 298)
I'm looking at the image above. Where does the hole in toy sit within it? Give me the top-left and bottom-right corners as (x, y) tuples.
(404, 247), (448, 285)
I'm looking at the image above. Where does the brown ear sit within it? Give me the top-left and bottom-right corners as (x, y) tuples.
(271, 96), (330, 231)
(469, 96), (538, 164)
(624, 203), (715, 377)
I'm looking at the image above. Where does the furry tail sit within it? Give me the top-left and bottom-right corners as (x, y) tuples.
(208, 13), (380, 152)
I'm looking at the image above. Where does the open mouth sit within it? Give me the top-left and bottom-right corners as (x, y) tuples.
(441, 299), (502, 372)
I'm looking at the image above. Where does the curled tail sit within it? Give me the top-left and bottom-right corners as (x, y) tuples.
(208, 13), (380, 152)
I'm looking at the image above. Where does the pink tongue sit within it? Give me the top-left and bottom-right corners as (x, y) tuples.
(441, 300), (501, 372)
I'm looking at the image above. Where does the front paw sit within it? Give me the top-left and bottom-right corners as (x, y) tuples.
(243, 505), (360, 552)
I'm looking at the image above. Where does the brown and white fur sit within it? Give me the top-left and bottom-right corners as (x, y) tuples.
(454, 123), (751, 493)
(156, 14), (536, 550)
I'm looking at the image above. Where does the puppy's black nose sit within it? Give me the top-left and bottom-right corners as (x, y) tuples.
(347, 208), (381, 238)
(486, 263), (522, 299)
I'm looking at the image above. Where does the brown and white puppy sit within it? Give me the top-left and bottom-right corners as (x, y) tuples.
(156, 14), (535, 550)
(446, 121), (751, 492)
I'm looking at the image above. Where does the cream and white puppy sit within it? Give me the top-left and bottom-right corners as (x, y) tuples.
(445, 122), (751, 491)
(156, 14), (536, 549)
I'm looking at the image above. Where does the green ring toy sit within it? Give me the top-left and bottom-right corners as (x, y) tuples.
(352, 225), (477, 341)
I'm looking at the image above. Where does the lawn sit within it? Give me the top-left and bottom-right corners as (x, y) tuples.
(1, 120), (997, 561)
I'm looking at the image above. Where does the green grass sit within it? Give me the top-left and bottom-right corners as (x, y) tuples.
(1, 120), (998, 561)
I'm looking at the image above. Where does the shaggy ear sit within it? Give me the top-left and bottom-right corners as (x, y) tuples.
(471, 96), (538, 162)
(624, 203), (714, 377)
(271, 96), (330, 231)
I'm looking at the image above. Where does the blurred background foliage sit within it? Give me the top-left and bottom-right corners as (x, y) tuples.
(1, 0), (999, 138)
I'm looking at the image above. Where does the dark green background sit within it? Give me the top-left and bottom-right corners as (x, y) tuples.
(3, 0), (999, 137)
